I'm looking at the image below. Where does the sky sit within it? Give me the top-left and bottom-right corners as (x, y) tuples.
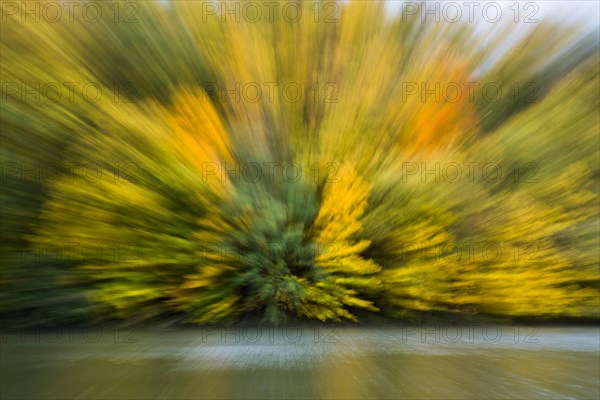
(384, 1), (600, 31)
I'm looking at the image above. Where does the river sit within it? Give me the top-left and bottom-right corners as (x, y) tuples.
(1, 325), (598, 399)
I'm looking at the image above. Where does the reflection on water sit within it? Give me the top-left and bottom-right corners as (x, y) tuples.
(1, 326), (598, 399)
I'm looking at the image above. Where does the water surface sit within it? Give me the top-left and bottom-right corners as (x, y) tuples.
(1, 325), (598, 399)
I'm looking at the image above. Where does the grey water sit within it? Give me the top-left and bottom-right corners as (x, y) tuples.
(1, 325), (598, 399)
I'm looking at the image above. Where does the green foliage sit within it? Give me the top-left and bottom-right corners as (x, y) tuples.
(1, 1), (598, 324)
